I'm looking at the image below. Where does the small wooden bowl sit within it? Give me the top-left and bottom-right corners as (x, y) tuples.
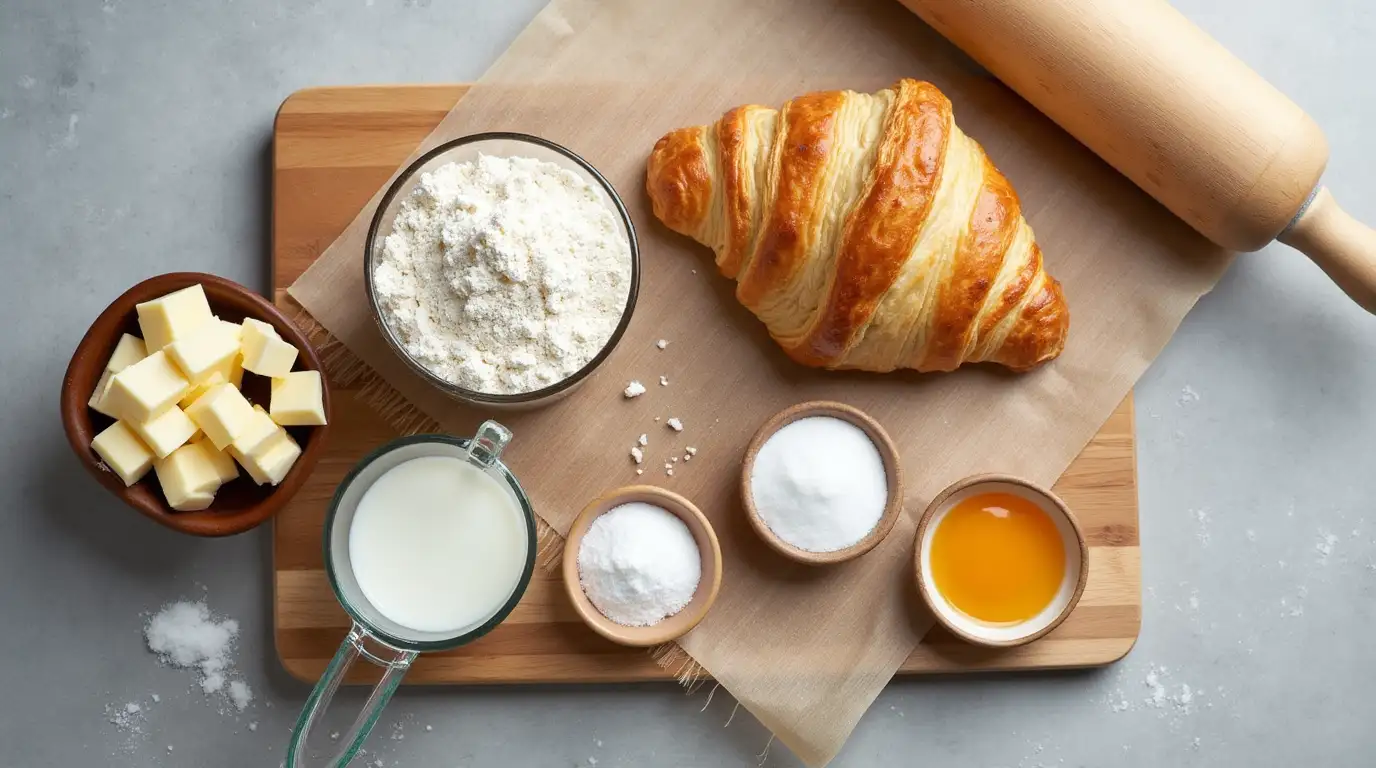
(914, 474), (1089, 648)
(741, 401), (904, 565)
(59, 272), (332, 537)
(562, 485), (722, 647)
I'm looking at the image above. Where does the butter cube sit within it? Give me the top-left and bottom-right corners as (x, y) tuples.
(106, 333), (148, 373)
(193, 436), (240, 484)
(179, 371), (226, 408)
(104, 351), (191, 423)
(184, 383), (256, 450)
(230, 407), (283, 456)
(88, 371), (117, 417)
(270, 371), (326, 426)
(136, 285), (215, 351)
(216, 317), (243, 342)
(240, 319), (298, 378)
(223, 354), (245, 389)
(154, 442), (223, 511)
(166, 320), (241, 384)
(128, 405), (198, 459)
(234, 430), (301, 486)
(90, 421), (155, 487)
(88, 334), (149, 417)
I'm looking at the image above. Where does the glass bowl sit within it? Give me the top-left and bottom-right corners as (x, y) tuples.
(363, 132), (639, 410)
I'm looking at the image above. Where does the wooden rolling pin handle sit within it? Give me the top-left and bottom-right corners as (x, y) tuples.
(1279, 187), (1376, 314)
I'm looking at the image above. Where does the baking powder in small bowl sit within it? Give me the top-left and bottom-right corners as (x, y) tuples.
(577, 502), (702, 627)
(749, 416), (888, 553)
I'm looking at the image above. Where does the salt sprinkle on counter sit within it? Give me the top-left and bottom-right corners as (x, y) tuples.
(748, 416), (887, 552)
(577, 502), (701, 626)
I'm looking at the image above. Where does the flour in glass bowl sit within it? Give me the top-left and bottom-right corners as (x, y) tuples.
(371, 153), (632, 395)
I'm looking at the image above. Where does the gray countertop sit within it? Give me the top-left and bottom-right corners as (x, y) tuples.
(3, 1), (1374, 766)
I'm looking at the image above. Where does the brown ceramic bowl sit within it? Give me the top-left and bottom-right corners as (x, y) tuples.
(741, 401), (904, 565)
(59, 272), (331, 537)
(562, 485), (722, 647)
(913, 474), (1089, 648)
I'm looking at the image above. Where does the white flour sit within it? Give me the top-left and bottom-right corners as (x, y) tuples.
(143, 600), (253, 709)
(577, 502), (701, 627)
(372, 154), (632, 394)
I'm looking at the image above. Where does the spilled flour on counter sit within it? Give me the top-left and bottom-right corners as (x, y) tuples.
(144, 600), (253, 710)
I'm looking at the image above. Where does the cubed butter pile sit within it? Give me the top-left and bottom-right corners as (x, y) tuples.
(87, 284), (326, 511)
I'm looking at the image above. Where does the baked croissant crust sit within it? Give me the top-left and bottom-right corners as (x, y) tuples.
(646, 78), (1068, 373)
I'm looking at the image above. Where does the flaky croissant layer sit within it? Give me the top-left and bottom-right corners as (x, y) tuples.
(646, 78), (1069, 373)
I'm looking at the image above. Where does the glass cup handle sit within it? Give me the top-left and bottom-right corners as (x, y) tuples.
(285, 623), (418, 768)
(467, 420), (512, 468)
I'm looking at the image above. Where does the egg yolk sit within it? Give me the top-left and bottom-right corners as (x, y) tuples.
(929, 492), (1065, 624)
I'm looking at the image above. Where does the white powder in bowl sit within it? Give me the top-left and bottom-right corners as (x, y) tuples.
(371, 154), (632, 395)
(749, 416), (888, 552)
(577, 502), (701, 627)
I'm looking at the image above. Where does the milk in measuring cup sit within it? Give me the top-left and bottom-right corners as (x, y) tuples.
(348, 455), (529, 633)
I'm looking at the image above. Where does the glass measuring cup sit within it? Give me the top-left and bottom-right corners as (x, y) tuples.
(286, 422), (536, 767)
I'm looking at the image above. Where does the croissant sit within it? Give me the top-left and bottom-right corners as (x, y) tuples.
(645, 78), (1069, 373)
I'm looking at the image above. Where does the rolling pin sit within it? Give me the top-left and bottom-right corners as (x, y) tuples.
(899, 0), (1376, 314)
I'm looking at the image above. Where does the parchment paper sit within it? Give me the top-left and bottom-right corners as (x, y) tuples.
(288, 0), (1232, 764)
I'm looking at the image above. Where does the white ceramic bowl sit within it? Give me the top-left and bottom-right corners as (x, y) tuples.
(914, 474), (1088, 647)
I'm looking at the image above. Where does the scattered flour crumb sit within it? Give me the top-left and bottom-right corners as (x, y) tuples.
(666, 417), (683, 432)
(248, 721), (258, 732)
(671, 456), (679, 463)
(589, 758), (598, 766)
(1245, 529), (1256, 542)
(229, 681), (253, 711)
(685, 446), (697, 455)
(636, 469), (644, 475)
(330, 732), (340, 741)
(623, 380), (646, 398)
(595, 739), (603, 748)
(425, 724), (433, 732)
(1193, 508), (1211, 546)
(656, 339), (668, 350)
(1144, 668), (1167, 708)
(637, 433), (648, 447)
(1192, 737), (1201, 751)
(630, 447), (644, 464)
(124, 703), (141, 714)
(667, 468), (675, 476)
(150, 694), (160, 703)
(1178, 385), (1200, 405)
(659, 375), (669, 387)
(1316, 531), (1338, 563)
(1187, 593), (1200, 611)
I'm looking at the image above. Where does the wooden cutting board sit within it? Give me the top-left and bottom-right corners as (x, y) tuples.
(272, 85), (1141, 685)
